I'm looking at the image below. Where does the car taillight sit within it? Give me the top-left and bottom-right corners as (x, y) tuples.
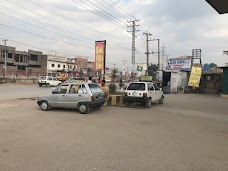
(91, 96), (96, 101)
(124, 92), (128, 96)
(143, 93), (147, 97)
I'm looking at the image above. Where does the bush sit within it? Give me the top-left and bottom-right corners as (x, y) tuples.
(108, 83), (116, 93)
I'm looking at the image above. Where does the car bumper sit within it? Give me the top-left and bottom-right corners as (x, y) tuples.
(86, 99), (105, 108)
(123, 96), (149, 103)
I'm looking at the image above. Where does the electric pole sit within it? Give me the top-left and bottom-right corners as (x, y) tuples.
(2, 39), (8, 77)
(127, 19), (140, 76)
(143, 32), (152, 75)
(161, 44), (166, 70)
(151, 39), (160, 70)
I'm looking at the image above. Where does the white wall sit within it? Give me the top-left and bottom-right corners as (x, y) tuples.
(170, 72), (188, 93)
(47, 61), (67, 71)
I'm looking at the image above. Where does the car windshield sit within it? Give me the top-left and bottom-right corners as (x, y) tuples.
(40, 77), (46, 80)
(88, 84), (103, 93)
(127, 83), (145, 91)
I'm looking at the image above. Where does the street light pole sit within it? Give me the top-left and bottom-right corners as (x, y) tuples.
(2, 39), (8, 77)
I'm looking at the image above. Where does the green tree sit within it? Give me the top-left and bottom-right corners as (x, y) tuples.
(111, 68), (118, 82)
(210, 63), (217, 68)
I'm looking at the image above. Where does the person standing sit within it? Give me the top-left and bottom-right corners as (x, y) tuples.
(101, 80), (109, 102)
(87, 76), (93, 83)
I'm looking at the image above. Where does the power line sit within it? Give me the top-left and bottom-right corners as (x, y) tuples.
(0, 4), (130, 50)
(108, 0), (135, 19)
(72, 0), (126, 29)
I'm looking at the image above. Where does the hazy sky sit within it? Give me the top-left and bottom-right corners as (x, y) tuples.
(0, 0), (227, 69)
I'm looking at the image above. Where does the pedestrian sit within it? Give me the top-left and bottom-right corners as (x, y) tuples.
(87, 76), (92, 83)
(101, 80), (109, 102)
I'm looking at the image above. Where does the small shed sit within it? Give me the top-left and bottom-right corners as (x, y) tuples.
(220, 66), (228, 98)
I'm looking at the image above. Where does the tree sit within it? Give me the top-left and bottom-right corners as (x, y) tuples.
(210, 63), (217, 68)
(110, 68), (118, 82)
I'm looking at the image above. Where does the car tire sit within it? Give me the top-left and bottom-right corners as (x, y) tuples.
(159, 96), (164, 104)
(39, 84), (42, 87)
(145, 98), (152, 108)
(40, 101), (51, 111)
(78, 103), (89, 114)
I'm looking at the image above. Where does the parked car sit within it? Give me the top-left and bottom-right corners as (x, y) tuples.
(38, 76), (62, 87)
(123, 82), (164, 108)
(37, 82), (105, 114)
(65, 77), (86, 83)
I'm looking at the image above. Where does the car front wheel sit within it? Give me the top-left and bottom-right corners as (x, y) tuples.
(78, 103), (89, 114)
(40, 101), (51, 111)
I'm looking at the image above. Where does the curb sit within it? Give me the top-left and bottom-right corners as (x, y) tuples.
(103, 95), (124, 107)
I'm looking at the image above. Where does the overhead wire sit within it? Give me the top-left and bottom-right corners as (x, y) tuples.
(0, 3), (130, 49)
(72, 0), (126, 29)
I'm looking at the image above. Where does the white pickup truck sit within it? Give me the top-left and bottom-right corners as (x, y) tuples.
(123, 82), (164, 107)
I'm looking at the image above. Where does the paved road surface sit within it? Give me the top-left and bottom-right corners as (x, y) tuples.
(0, 85), (228, 170)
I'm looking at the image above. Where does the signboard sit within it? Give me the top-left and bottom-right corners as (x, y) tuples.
(95, 41), (106, 71)
(141, 76), (153, 82)
(188, 66), (202, 87)
(137, 64), (143, 71)
(166, 58), (191, 71)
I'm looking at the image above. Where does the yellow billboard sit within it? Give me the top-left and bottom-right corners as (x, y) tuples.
(188, 66), (202, 87)
(95, 41), (106, 71)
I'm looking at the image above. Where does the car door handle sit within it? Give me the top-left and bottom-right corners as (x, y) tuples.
(62, 95), (65, 97)
(79, 95), (81, 97)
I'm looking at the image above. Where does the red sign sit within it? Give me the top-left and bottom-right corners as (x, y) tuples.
(95, 41), (105, 71)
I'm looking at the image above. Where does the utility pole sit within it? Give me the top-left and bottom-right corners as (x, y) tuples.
(143, 32), (152, 75)
(127, 19), (140, 76)
(2, 39), (8, 77)
(161, 44), (166, 70)
(151, 39), (160, 70)
(122, 60), (127, 77)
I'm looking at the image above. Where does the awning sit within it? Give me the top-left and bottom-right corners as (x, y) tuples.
(206, 0), (228, 14)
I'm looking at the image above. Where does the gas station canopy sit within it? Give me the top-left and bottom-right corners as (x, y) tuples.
(206, 0), (228, 14)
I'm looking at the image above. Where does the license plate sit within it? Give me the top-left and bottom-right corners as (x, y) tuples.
(132, 91), (137, 96)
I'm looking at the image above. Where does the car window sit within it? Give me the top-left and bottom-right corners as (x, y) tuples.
(69, 85), (81, 94)
(40, 76), (46, 80)
(54, 85), (68, 94)
(154, 84), (160, 90)
(81, 84), (88, 94)
(88, 84), (103, 93)
(148, 84), (154, 91)
(48, 77), (52, 81)
(127, 83), (145, 91)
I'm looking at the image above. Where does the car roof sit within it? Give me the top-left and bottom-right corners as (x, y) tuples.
(61, 82), (98, 86)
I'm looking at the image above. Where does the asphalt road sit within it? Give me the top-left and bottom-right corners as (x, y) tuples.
(0, 85), (228, 170)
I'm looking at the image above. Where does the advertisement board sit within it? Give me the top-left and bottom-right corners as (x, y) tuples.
(166, 58), (191, 71)
(95, 41), (106, 71)
(188, 66), (202, 87)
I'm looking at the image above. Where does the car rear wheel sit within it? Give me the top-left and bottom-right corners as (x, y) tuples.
(40, 101), (51, 111)
(39, 84), (42, 87)
(145, 98), (152, 108)
(78, 103), (89, 114)
(159, 96), (164, 104)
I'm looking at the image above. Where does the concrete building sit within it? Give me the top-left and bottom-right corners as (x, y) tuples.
(41, 54), (68, 77)
(75, 56), (88, 76)
(0, 45), (45, 77)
